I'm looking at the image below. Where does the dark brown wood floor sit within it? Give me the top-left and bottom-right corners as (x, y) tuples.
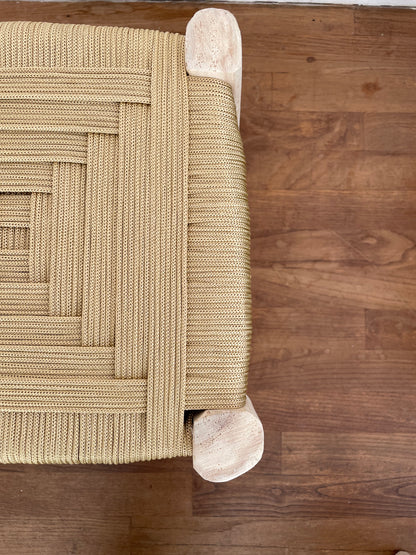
(1, 2), (416, 554)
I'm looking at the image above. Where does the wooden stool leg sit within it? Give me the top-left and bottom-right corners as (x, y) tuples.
(192, 396), (264, 482)
(186, 8), (264, 482)
(185, 7), (242, 123)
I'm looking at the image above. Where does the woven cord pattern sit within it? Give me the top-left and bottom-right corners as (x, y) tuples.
(0, 21), (249, 463)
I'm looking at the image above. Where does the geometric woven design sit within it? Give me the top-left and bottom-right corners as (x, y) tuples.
(0, 21), (250, 463)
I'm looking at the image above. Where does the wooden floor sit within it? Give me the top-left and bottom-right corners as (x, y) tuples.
(1, 1), (416, 553)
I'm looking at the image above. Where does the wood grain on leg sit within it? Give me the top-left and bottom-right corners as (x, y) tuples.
(193, 396), (264, 483)
(185, 7), (242, 123)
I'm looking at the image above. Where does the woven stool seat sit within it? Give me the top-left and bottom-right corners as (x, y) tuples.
(0, 21), (250, 463)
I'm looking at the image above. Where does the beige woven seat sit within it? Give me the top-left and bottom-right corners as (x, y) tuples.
(0, 20), (250, 464)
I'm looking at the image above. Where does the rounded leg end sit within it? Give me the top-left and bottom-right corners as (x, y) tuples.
(193, 396), (264, 482)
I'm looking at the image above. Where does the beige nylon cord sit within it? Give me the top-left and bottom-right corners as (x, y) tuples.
(0, 21), (250, 464)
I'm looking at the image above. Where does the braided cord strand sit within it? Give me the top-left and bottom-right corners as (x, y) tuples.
(145, 31), (190, 459)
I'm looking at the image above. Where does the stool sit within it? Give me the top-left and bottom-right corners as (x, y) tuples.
(0, 8), (263, 482)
